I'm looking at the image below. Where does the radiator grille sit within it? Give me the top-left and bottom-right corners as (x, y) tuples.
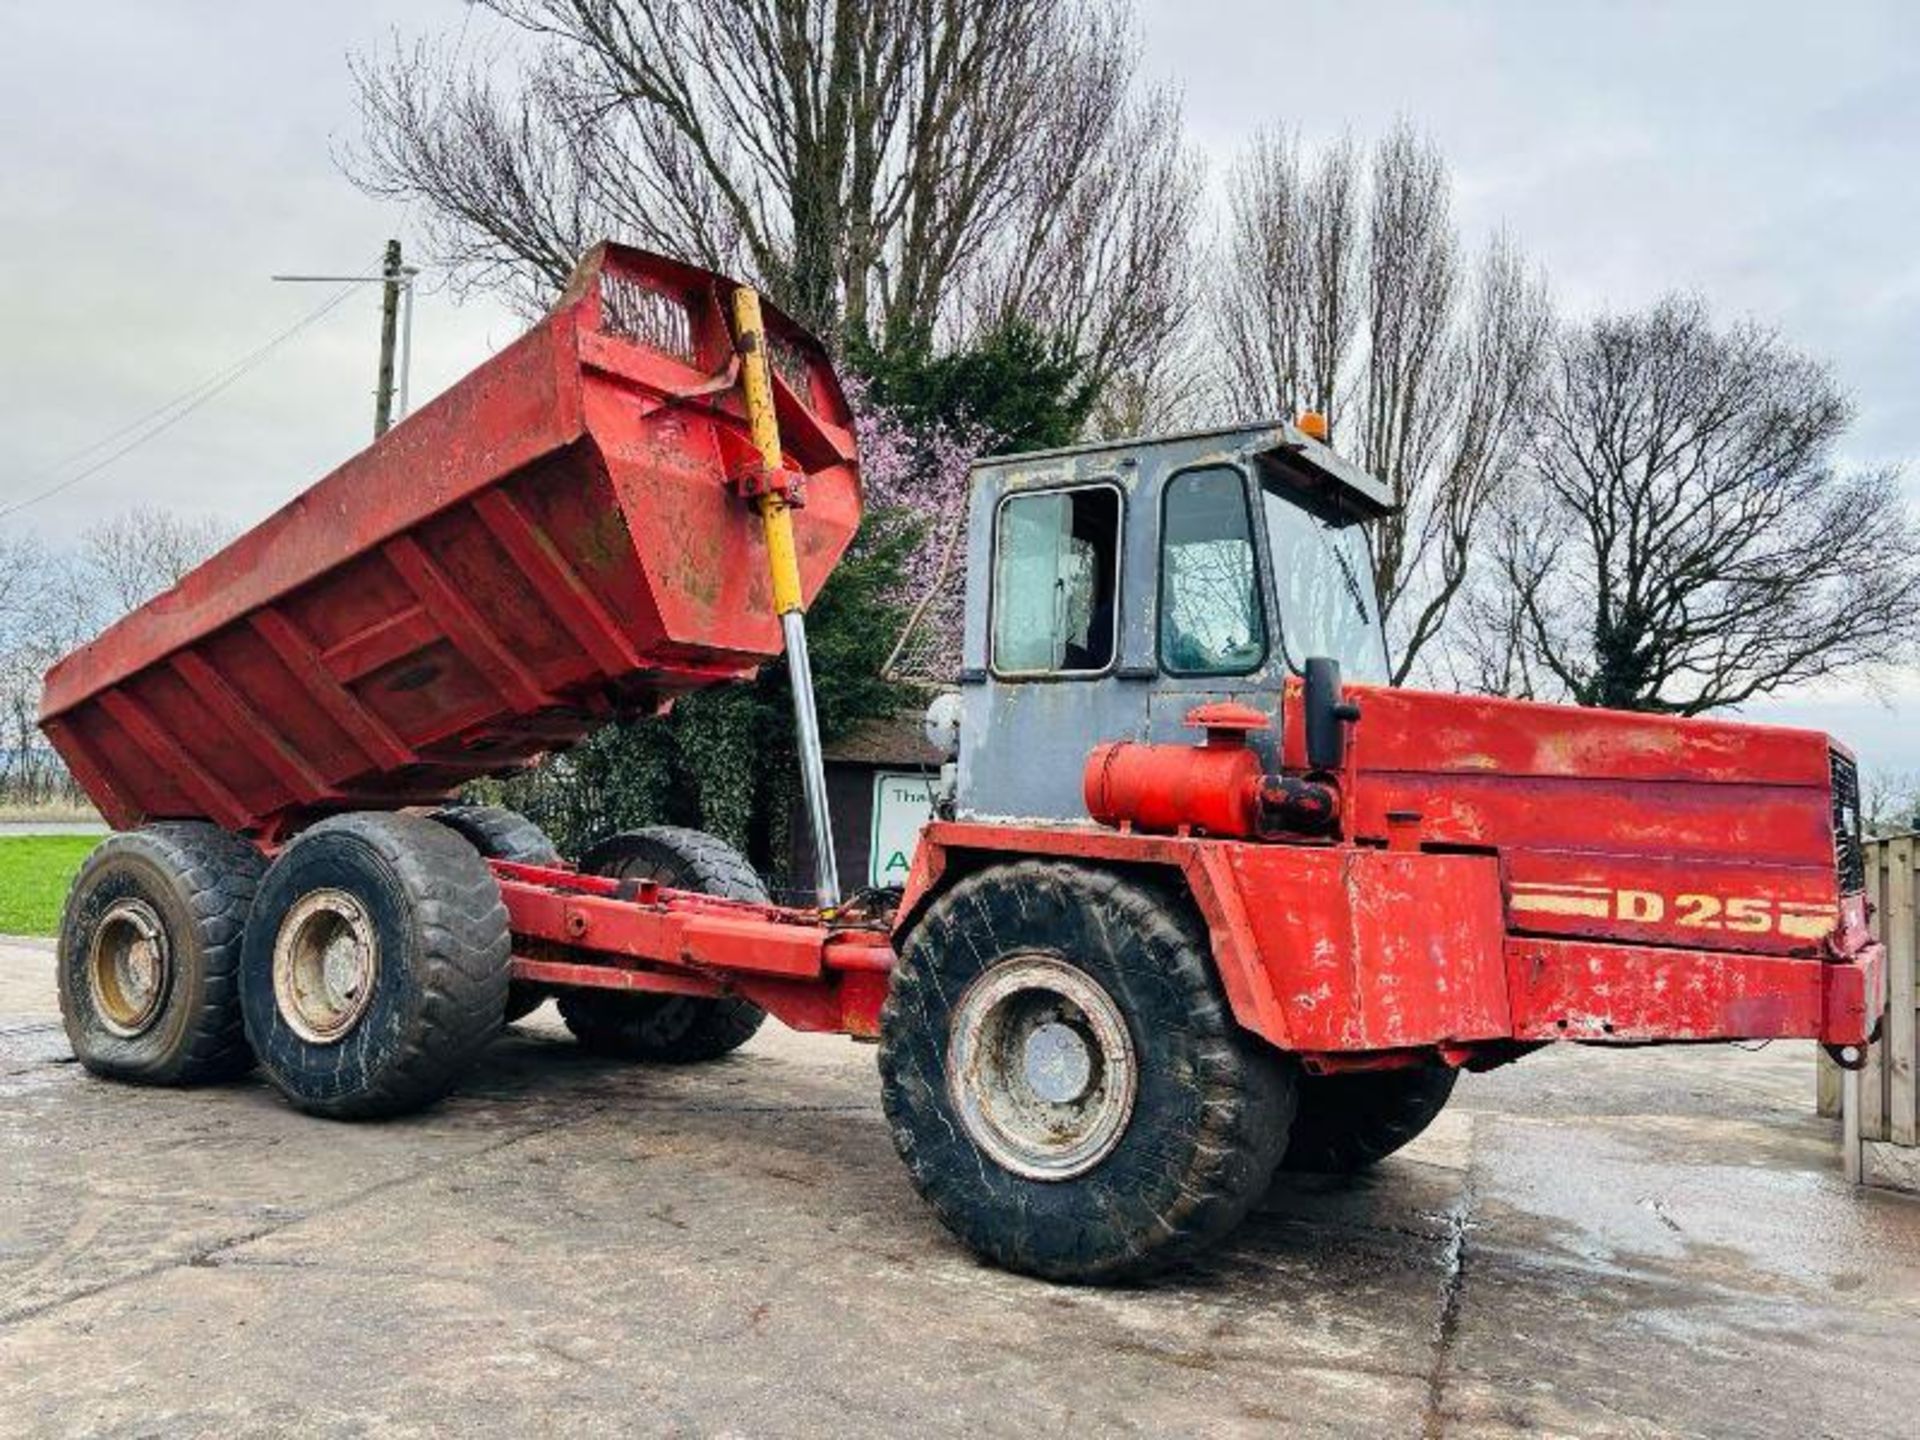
(599, 273), (696, 364)
(1831, 749), (1866, 894)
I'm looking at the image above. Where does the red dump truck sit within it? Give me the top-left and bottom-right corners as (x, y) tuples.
(42, 244), (1884, 1283)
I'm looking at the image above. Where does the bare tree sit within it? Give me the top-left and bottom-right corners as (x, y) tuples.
(0, 535), (41, 796)
(1209, 124), (1550, 682)
(1487, 296), (1920, 714)
(1863, 769), (1920, 837)
(956, 84), (1205, 435)
(79, 507), (228, 613)
(0, 511), (227, 806)
(348, 0), (1198, 411)
(1213, 129), (1359, 429)
(0, 534), (37, 637)
(0, 534), (78, 806)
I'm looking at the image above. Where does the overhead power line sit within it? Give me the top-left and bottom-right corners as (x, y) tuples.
(0, 271), (376, 524)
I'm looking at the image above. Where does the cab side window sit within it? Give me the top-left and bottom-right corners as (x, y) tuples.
(991, 487), (1121, 675)
(1160, 467), (1265, 676)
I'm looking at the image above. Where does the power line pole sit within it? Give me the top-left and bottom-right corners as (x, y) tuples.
(373, 239), (404, 438)
(271, 240), (418, 439)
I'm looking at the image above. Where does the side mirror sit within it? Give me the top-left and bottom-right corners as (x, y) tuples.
(1303, 657), (1362, 771)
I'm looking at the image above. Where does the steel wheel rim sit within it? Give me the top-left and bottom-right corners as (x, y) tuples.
(87, 898), (170, 1038)
(273, 888), (379, 1045)
(948, 954), (1138, 1181)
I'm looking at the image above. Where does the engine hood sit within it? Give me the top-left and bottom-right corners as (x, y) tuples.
(1301, 685), (1858, 959)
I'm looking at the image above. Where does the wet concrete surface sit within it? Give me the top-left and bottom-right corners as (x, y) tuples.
(3, 933), (1918, 1438)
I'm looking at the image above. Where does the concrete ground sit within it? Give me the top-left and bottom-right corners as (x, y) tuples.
(3, 936), (1917, 1439)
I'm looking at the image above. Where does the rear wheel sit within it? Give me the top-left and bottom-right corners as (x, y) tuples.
(428, 804), (560, 1022)
(1278, 1063), (1458, 1174)
(240, 812), (510, 1118)
(556, 826), (768, 1062)
(879, 861), (1295, 1284)
(57, 824), (264, 1085)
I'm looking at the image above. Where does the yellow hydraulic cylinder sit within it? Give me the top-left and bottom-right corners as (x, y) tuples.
(733, 287), (805, 617)
(730, 285), (840, 905)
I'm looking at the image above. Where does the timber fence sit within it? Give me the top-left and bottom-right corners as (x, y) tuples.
(1819, 831), (1920, 1191)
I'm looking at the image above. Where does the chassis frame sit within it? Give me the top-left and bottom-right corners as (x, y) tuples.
(492, 818), (1886, 1071)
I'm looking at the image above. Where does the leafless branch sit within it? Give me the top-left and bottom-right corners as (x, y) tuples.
(1208, 123), (1549, 681)
(346, 0), (1194, 415)
(1491, 295), (1920, 713)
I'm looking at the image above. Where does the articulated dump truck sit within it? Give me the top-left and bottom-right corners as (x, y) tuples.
(41, 244), (1884, 1283)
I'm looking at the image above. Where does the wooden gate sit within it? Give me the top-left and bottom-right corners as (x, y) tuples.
(1821, 832), (1920, 1190)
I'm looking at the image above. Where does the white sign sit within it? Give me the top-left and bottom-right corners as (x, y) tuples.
(869, 771), (937, 888)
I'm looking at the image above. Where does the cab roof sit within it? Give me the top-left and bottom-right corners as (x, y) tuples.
(970, 420), (1396, 520)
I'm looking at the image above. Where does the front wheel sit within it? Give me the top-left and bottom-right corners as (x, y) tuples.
(879, 861), (1295, 1284)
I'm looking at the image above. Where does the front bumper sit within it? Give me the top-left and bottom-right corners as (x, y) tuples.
(1822, 939), (1886, 1047)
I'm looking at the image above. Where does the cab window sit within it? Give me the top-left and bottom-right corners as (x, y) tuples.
(991, 486), (1121, 675)
(1261, 483), (1390, 683)
(1159, 467), (1265, 676)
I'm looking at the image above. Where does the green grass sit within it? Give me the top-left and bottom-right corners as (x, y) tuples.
(0, 835), (100, 937)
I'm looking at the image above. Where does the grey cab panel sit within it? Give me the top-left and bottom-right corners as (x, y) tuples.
(955, 422), (1392, 825)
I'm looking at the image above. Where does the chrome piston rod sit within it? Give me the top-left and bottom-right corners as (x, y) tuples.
(782, 608), (840, 907)
(731, 283), (841, 909)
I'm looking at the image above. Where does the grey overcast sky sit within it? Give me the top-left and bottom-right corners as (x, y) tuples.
(2, 2), (1916, 771)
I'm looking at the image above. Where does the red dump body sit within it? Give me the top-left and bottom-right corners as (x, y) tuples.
(40, 245), (860, 838)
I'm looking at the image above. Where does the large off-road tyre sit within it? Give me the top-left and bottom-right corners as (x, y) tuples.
(240, 812), (510, 1119)
(1278, 1062), (1459, 1174)
(427, 805), (562, 867)
(428, 804), (560, 1023)
(56, 823), (265, 1086)
(879, 860), (1296, 1284)
(556, 826), (768, 1062)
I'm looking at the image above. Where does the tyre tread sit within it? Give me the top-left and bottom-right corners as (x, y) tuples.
(245, 812), (510, 1119)
(561, 826), (768, 1062)
(58, 822), (265, 1086)
(878, 859), (1293, 1283)
(427, 805), (562, 867)
(427, 805), (559, 1022)
(1279, 1064), (1458, 1174)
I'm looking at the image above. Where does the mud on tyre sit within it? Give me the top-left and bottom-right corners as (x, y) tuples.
(879, 859), (1296, 1284)
(557, 826), (768, 1062)
(57, 823), (266, 1086)
(240, 812), (510, 1119)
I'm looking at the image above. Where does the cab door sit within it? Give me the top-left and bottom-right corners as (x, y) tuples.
(1145, 462), (1284, 769)
(955, 443), (1294, 823)
(956, 474), (1146, 823)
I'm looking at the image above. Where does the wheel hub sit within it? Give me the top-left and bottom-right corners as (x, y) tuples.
(948, 955), (1137, 1181)
(1023, 1021), (1094, 1104)
(87, 898), (170, 1038)
(273, 888), (379, 1045)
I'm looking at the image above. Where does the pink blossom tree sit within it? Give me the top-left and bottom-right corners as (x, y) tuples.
(845, 376), (993, 685)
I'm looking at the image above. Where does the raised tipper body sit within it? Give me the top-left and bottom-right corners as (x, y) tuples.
(40, 245), (860, 838)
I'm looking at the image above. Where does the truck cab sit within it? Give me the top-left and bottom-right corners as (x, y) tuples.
(953, 422), (1394, 823)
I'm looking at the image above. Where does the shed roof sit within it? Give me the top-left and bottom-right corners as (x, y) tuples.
(823, 713), (944, 768)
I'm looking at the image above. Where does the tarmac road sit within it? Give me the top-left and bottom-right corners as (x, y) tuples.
(2, 934), (1918, 1439)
